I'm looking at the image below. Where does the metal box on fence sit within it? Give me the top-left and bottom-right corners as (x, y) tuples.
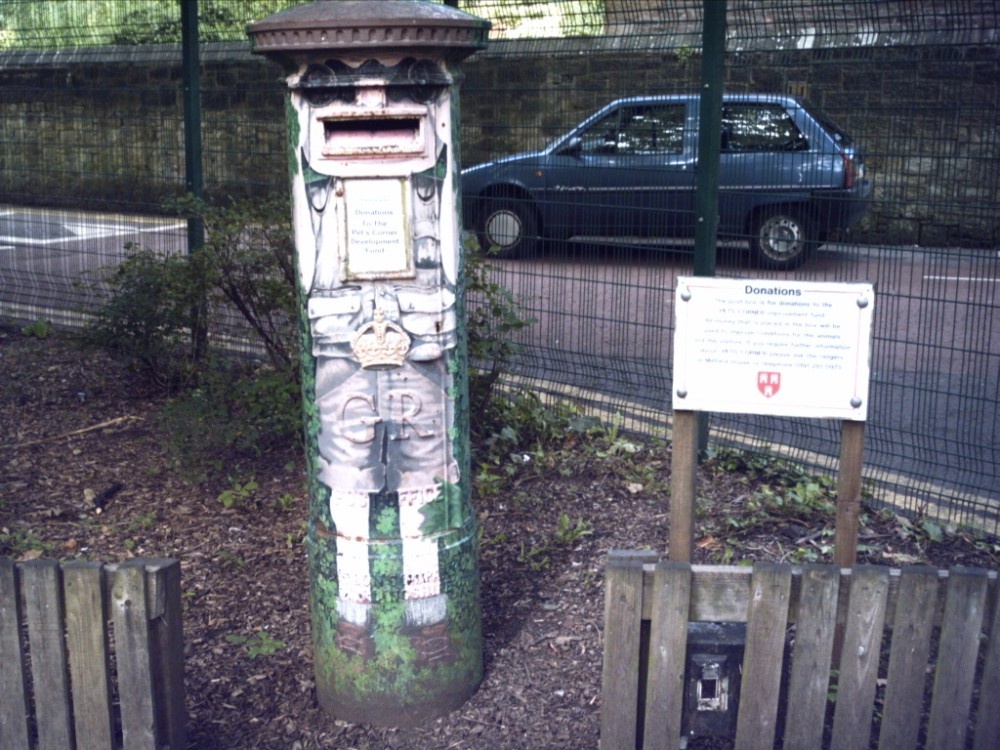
(682, 621), (746, 739)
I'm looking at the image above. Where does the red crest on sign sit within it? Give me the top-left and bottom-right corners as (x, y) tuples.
(757, 371), (781, 398)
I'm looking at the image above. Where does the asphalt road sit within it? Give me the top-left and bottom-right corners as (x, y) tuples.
(0, 206), (186, 325)
(2, 207), (997, 527)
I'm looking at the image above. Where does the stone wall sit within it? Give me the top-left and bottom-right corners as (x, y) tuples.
(0, 30), (997, 246)
(0, 44), (286, 210)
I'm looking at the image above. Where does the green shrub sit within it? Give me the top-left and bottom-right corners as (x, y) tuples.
(160, 359), (301, 473)
(464, 234), (535, 415)
(84, 244), (208, 387)
(170, 194), (298, 373)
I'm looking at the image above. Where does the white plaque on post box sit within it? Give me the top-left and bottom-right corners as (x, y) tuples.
(672, 277), (875, 420)
(342, 178), (413, 280)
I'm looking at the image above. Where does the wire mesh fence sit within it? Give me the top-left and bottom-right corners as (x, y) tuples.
(0, 0), (997, 533)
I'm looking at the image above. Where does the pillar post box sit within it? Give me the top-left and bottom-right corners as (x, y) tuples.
(248, 1), (489, 726)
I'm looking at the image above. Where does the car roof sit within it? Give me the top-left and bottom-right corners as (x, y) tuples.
(606, 93), (804, 107)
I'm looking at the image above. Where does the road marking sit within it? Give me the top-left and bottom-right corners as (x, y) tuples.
(0, 216), (185, 246)
(923, 275), (998, 282)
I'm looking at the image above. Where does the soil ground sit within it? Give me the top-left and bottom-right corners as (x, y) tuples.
(1, 324), (997, 749)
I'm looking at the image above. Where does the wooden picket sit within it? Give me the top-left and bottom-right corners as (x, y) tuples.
(600, 552), (999, 750)
(0, 557), (184, 750)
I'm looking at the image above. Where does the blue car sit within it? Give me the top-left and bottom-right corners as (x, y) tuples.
(461, 94), (872, 270)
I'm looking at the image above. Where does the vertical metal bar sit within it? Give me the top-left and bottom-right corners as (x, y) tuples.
(693, 0), (726, 278)
(181, 0), (204, 219)
(693, 0), (726, 455)
(181, 0), (206, 357)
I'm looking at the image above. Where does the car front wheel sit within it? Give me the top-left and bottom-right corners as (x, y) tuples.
(749, 210), (814, 270)
(477, 197), (538, 258)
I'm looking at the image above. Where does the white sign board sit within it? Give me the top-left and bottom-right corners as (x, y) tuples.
(342, 178), (413, 280)
(672, 277), (875, 420)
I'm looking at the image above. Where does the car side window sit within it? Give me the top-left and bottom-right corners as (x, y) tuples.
(581, 105), (686, 156)
(579, 110), (623, 155)
(721, 104), (809, 152)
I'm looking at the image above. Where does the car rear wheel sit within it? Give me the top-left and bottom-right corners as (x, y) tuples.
(749, 210), (815, 270)
(477, 197), (538, 258)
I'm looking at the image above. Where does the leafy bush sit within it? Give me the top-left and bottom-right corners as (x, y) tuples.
(170, 194), (298, 373)
(86, 194), (297, 381)
(464, 234), (535, 415)
(84, 244), (209, 387)
(159, 359), (301, 473)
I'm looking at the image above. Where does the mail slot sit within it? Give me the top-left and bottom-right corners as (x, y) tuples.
(320, 113), (427, 158)
(249, 0), (490, 728)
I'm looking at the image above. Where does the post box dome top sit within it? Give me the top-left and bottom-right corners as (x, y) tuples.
(248, 1), (490, 61)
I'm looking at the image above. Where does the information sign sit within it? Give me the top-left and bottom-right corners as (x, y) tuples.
(342, 178), (413, 280)
(672, 277), (875, 420)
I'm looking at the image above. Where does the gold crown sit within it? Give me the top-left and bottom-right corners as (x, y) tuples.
(351, 308), (411, 369)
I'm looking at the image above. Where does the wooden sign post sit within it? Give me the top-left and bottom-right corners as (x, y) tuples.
(670, 278), (875, 564)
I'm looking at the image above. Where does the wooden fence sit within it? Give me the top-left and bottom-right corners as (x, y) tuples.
(0, 557), (184, 750)
(600, 551), (1000, 750)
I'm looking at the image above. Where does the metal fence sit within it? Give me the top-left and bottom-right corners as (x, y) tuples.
(1, 1), (997, 533)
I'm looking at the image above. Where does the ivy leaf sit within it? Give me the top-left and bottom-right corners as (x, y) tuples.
(418, 481), (465, 535)
(920, 519), (943, 543)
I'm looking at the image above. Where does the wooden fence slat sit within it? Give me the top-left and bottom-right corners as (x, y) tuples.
(600, 551), (655, 750)
(830, 565), (890, 750)
(642, 562), (691, 750)
(782, 564), (840, 750)
(734, 563), (791, 750)
(141, 558), (186, 750)
(926, 567), (989, 750)
(877, 566), (938, 750)
(974, 581), (1000, 750)
(113, 561), (158, 750)
(63, 561), (116, 749)
(0, 558), (31, 749)
(20, 559), (75, 750)
(601, 560), (999, 750)
(640, 566), (996, 628)
(687, 566), (755, 623)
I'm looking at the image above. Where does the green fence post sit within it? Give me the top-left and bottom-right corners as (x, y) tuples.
(694, 0), (727, 456)
(248, 1), (490, 727)
(181, 0), (207, 358)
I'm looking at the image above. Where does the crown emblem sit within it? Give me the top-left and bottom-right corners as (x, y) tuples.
(351, 308), (411, 369)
